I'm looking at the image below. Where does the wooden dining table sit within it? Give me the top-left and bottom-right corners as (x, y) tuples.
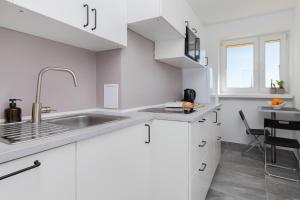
(258, 106), (300, 163)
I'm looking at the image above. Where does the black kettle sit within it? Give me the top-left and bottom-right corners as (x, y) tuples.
(183, 89), (196, 103)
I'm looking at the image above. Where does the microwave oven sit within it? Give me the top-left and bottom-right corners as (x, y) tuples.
(185, 26), (200, 62)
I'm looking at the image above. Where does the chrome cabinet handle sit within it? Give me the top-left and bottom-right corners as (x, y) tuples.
(198, 163), (207, 171)
(83, 4), (89, 28)
(91, 8), (97, 31)
(145, 124), (151, 144)
(0, 160), (41, 181)
(198, 140), (207, 147)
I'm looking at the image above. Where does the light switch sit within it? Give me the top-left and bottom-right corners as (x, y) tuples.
(104, 84), (119, 109)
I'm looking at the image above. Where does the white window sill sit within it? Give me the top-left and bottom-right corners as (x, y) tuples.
(211, 93), (294, 99)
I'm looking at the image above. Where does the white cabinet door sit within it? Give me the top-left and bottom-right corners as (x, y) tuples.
(0, 144), (76, 200)
(77, 124), (150, 200)
(191, 152), (212, 200)
(160, 0), (188, 36)
(150, 120), (189, 200)
(190, 119), (210, 174)
(12, 0), (87, 31)
(9, 0), (126, 49)
(216, 110), (222, 164)
(206, 110), (222, 172)
(190, 119), (214, 200)
(90, 0), (127, 45)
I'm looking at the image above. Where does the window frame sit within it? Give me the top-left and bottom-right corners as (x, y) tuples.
(220, 33), (288, 94)
(259, 33), (288, 93)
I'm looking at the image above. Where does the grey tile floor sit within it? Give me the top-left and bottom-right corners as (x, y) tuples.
(206, 142), (300, 200)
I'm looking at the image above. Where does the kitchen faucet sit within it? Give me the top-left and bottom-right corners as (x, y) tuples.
(32, 67), (79, 123)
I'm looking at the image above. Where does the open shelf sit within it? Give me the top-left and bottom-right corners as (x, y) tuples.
(156, 56), (207, 69)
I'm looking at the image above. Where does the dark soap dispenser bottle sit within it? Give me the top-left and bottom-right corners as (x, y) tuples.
(5, 99), (22, 123)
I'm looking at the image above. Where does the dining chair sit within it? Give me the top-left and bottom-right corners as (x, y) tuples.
(239, 110), (269, 156)
(264, 118), (300, 182)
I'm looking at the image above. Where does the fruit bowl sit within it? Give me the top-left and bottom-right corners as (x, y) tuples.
(272, 102), (286, 110)
(268, 98), (286, 110)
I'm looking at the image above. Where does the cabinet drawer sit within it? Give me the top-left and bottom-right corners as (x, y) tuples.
(0, 144), (76, 200)
(190, 152), (211, 200)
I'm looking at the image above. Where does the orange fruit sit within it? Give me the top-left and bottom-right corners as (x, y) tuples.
(272, 98), (284, 106)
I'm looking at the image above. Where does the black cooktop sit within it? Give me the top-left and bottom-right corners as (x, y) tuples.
(139, 107), (195, 114)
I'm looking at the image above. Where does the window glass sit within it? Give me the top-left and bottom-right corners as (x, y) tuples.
(265, 40), (280, 88)
(226, 43), (254, 88)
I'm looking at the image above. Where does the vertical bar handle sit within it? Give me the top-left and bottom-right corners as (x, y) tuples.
(205, 57), (209, 66)
(83, 4), (89, 28)
(91, 8), (97, 31)
(145, 124), (151, 144)
(213, 111), (218, 123)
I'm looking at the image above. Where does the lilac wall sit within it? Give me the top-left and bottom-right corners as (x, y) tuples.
(96, 30), (182, 109)
(121, 30), (182, 109)
(96, 49), (122, 108)
(0, 27), (181, 119)
(0, 27), (97, 118)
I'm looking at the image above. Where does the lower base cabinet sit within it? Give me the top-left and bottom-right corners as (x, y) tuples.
(0, 144), (76, 200)
(76, 124), (151, 200)
(0, 109), (222, 200)
(150, 110), (222, 200)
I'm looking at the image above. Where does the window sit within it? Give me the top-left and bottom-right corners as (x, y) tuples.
(220, 33), (288, 94)
(264, 40), (280, 88)
(226, 43), (254, 88)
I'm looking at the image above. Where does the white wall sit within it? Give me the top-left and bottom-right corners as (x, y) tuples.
(220, 99), (294, 144)
(294, 3), (300, 109)
(293, 2), (300, 142)
(204, 10), (296, 144)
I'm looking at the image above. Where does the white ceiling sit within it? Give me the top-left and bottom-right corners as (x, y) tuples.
(187, 0), (297, 25)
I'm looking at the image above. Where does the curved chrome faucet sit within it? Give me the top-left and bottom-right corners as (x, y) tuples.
(32, 67), (79, 123)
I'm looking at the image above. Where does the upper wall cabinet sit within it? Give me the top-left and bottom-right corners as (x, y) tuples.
(0, 0), (127, 51)
(128, 0), (192, 41)
(128, 0), (207, 69)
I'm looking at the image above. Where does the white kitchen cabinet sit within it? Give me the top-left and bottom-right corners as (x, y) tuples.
(150, 109), (221, 200)
(128, 0), (207, 68)
(77, 123), (151, 200)
(90, 0), (127, 46)
(128, 0), (190, 41)
(0, 144), (76, 200)
(12, 0), (86, 31)
(155, 39), (207, 68)
(150, 120), (190, 200)
(0, 0), (126, 51)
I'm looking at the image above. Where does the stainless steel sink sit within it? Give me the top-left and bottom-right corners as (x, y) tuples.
(47, 114), (128, 128)
(0, 114), (128, 144)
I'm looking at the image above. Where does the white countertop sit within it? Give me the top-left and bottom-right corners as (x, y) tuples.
(0, 104), (221, 164)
